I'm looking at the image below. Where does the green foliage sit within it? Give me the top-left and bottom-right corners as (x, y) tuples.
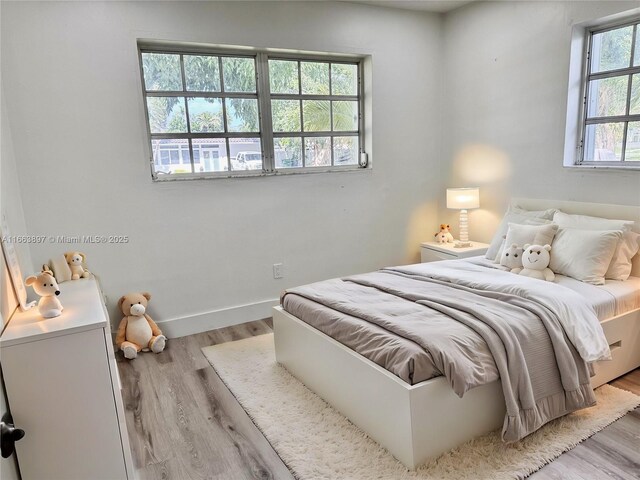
(301, 62), (329, 94)
(270, 60), (299, 94)
(143, 52), (359, 160)
(142, 53), (182, 90)
(222, 57), (256, 92)
(185, 55), (220, 92)
(191, 111), (223, 133)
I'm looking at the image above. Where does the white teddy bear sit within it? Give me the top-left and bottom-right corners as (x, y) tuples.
(25, 270), (64, 318)
(518, 244), (555, 282)
(500, 243), (523, 273)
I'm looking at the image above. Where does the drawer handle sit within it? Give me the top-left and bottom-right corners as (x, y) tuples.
(609, 340), (622, 352)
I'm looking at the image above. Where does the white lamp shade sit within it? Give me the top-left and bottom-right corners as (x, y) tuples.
(446, 187), (480, 210)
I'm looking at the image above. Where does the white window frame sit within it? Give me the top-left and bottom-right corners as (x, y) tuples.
(137, 42), (367, 181)
(564, 10), (640, 170)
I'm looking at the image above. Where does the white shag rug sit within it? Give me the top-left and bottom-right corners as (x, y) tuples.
(202, 334), (640, 480)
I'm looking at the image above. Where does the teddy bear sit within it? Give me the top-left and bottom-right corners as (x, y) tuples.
(116, 292), (166, 359)
(64, 252), (90, 280)
(500, 243), (524, 273)
(25, 270), (63, 318)
(518, 244), (555, 282)
(434, 224), (455, 244)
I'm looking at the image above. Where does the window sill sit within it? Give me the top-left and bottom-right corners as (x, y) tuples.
(152, 165), (369, 181)
(563, 164), (640, 172)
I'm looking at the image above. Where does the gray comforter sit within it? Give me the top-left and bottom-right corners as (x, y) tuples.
(282, 259), (610, 442)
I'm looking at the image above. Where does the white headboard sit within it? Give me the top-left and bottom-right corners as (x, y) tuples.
(512, 198), (640, 278)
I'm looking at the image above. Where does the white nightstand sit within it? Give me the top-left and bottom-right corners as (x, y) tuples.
(420, 241), (490, 263)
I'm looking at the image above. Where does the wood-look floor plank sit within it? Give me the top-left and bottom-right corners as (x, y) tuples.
(119, 322), (639, 480)
(118, 320), (292, 480)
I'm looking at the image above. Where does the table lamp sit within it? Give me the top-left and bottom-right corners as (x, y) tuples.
(446, 187), (479, 248)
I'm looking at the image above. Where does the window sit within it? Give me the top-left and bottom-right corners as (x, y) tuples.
(138, 44), (365, 180)
(578, 19), (640, 166)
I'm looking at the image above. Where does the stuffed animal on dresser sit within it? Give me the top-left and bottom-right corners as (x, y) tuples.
(25, 270), (63, 318)
(116, 292), (166, 359)
(500, 243), (524, 273)
(434, 224), (455, 244)
(518, 244), (555, 282)
(64, 251), (91, 280)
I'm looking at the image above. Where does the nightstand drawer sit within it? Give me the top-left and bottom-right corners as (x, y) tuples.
(421, 248), (458, 263)
(419, 241), (490, 263)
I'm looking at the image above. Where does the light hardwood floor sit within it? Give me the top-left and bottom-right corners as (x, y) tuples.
(118, 320), (640, 480)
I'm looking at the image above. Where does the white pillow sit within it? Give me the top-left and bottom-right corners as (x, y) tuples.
(550, 228), (623, 285)
(553, 212), (639, 280)
(496, 223), (559, 261)
(486, 206), (556, 261)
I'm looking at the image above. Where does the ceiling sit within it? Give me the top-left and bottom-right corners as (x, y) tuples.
(344, 0), (477, 13)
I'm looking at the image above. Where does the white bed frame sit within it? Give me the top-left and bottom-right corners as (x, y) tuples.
(273, 199), (640, 469)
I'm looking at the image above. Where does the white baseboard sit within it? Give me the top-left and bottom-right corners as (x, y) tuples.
(155, 298), (280, 338)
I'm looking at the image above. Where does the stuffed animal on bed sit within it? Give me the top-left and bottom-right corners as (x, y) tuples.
(434, 224), (454, 244)
(500, 243), (523, 273)
(518, 244), (555, 282)
(116, 292), (166, 359)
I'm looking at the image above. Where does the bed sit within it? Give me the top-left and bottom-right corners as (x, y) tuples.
(272, 199), (640, 469)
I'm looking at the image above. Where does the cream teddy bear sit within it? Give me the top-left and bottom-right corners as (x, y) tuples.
(500, 243), (524, 273)
(64, 251), (91, 280)
(116, 292), (166, 359)
(25, 270), (63, 318)
(518, 244), (555, 282)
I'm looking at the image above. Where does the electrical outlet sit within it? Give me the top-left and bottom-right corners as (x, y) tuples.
(273, 263), (284, 279)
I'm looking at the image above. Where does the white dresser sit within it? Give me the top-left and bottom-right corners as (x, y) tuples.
(0, 278), (134, 480)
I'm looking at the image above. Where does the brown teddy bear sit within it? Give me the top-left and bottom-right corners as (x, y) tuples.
(434, 224), (454, 244)
(64, 251), (90, 280)
(115, 292), (166, 359)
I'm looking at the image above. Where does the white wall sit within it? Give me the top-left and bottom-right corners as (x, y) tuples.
(442, 1), (640, 242)
(0, 1), (443, 334)
(1, 84), (34, 325)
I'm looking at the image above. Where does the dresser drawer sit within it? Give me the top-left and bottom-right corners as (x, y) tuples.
(420, 247), (458, 263)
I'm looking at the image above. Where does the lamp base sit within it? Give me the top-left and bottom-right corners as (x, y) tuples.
(454, 241), (472, 248)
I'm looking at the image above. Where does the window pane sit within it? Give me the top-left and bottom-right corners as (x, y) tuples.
(275, 137), (303, 168)
(625, 121), (640, 161)
(584, 122), (624, 161)
(142, 53), (183, 91)
(185, 55), (220, 92)
(332, 100), (358, 131)
(303, 100), (330, 131)
(192, 138), (227, 172)
(222, 57), (256, 92)
(331, 63), (358, 95)
(301, 62), (329, 95)
(591, 26), (633, 73)
(230, 138), (262, 171)
(333, 136), (358, 165)
(269, 60), (299, 94)
(147, 97), (187, 133)
(271, 100), (301, 132)
(151, 139), (192, 174)
(304, 137), (331, 166)
(226, 98), (259, 132)
(187, 98), (224, 133)
(630, 73), (640, 115)
(635, 26), (640, 66)
(586, 75), (629, 118)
